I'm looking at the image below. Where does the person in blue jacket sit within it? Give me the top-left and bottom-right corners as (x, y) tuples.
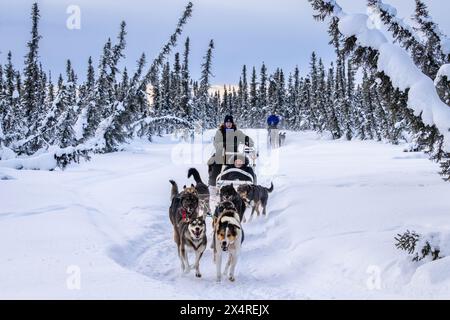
(267, 114), (280, 130)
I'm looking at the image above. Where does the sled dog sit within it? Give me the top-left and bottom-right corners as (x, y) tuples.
(177, 216), (207, 277)
(219, 184), (246, 222)
(214, 208), (244, 282)
(169, 180), (200, 246)
(237, 182), (274, 221)
(188, 168), (211, 217)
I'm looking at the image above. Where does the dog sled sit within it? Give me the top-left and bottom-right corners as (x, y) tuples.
(209, 147), (258, 212)
(268, 128), (286, 149)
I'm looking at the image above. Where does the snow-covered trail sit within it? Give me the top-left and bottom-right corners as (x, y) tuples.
(1, 130), (450, 299)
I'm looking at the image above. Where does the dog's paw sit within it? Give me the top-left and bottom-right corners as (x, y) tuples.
(196, 272), (202, 278)
(216, 277), (221, 283)
(228, 276), (235, 282)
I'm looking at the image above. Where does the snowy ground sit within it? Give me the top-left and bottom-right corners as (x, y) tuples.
(1, 129), (450, 299)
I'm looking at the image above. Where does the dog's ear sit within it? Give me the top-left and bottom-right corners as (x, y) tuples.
(183, 185), (186, 189)
(191, 183), (195, 188)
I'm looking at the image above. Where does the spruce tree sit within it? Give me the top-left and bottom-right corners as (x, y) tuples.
(180, 38), (192, 122)
(258, 63), (268, 126)
(249, 66), (258, 128)
(21, 2), (42, 152)
(197, 39), (215, 129)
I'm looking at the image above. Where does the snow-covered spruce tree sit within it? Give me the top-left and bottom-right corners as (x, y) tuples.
(230, 85), (237, 117)
(361, 69), (378, 140)
(220, 85), (229, 116)
(160, 61), (171, 118)
(53, 61), (78, 149)
(20, 2), (42, 154)
(284, 72), (296, 130)
(309, 0), (450, 181)
(300, 77), (317, 130)
(311, 53), (333, 133)
(367, 0), (426, 74)
(314, 55), (330, 133)
(268, 72), (277, 117)
(196, 39), (215, 130)
(1, 52), (21, 146)
(210, 90), (221, 127)
(180, 37), (193, 124)
(368, 0), (450, 108)
(375, 74), (409, 144)
(277, 69), (286, 121)
(170, 52), (182, 118)
(126, 53), (151, 138)
(46, 72), (55, 111)
(412, 0), (450, 107)
(238, 65), (249, 127)
(412, 0), (447, 70)
(76, 56), (96, 142)
(328, 16), (353, 140)
(249, 66), (259, 128)
(36, 63), (47, 119)
(258, 63), (269, 127)
(326, 62), (341, 138)
(352, 85), (367, 140)
(127, 2), (194, 142)
(288, 66), (301, 130)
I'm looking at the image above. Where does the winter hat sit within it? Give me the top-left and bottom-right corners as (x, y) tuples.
(224, 115), (234, 124)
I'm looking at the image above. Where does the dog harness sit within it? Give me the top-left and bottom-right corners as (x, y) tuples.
(180, 208), (188, 221)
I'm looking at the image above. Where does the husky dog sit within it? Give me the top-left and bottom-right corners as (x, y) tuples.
(237, 182), (274, 221)
(188, 168), (211, 217)
(214, 208), (244, 282)
(214, 200), (236, 220)
(219, 184), (246, 222)
(210, 200), (236, 249)
(279, 132), (286, 146)
(169, 180), (199, 245)
(177, 216), (207, 277)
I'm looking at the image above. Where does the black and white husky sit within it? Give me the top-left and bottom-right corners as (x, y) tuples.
(214, 209), (244, 282)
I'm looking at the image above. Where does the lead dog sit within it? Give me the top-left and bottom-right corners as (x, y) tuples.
(169, 180), (205, 276)
(177, 216), (207, 277)
(237, 182), (274, 221)
(214, 208), (244, 282)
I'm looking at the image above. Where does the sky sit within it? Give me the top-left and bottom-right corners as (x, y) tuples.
(1, 0), (450, 86)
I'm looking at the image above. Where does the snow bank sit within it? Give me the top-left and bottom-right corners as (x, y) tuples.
(0, 146), (16, 160)
(0, 145), (92, 171)
(331, 1), (450, 149)
(0, 152), (57, 170)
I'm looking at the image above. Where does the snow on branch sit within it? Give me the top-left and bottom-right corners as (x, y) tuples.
(130, 115), (194, 132)
(141, 2), (193, 89)
(367, 0), (422, 47)
(309, 0), (450, 150)
(435, 64), (450, 85)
